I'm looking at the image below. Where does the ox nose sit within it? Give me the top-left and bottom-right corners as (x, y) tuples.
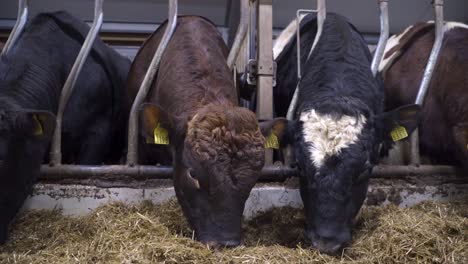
(201, 239), (241, 249)
(305, 230), (349, 255)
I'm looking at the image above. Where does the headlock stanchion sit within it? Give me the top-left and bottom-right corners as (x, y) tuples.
(1, 0), (28, 56)
(410, 0), (445, 165)
(21, 0), (460, 183)
(371, 0), (389, 76)
(126, 0), (178, 166)
(227, 0), (250, 70)
(286, 0), (326, 121)
(50, 0), (105, 165)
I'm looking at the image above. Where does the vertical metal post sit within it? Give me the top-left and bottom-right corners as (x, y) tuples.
(126, 0), (178, 166)
(249, 1), (257, 62)
(410, 0), (445, 165)
(371, 0), (389, 77)
(256, 0), (274, 164)
(1, 0), (28, 56)
(50, 0), (104, 165)
(227, 0), (250, 70)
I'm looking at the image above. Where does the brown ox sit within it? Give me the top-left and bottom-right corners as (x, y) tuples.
(127, 16), (284, 248)
(379, 22), (468, 170)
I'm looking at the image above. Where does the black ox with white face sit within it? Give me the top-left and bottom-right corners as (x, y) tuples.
(273, 13), (421, 254)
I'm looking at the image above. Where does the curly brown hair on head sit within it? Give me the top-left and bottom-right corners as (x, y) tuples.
(185, 104), (265, 169)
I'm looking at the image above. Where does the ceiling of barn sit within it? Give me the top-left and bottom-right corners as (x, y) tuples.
(0, 0), (467, 35)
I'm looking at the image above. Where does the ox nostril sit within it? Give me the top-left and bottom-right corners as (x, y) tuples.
(202, 239), (241, 249)
(306, 230), (346, 255)
(220, 239), (241, 248)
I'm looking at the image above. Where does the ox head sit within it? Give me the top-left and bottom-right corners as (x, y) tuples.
(140, 103), (287, 248)
(285, 104), (421, 254)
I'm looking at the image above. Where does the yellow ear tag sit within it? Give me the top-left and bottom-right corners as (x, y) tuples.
(153, 123), (169, 145)
(390, 125), (408, 142)
(32, 115), (44, 136)
(265, 133), (279, 149)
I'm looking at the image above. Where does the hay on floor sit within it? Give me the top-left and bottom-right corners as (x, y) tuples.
(0, 198), (466, 264)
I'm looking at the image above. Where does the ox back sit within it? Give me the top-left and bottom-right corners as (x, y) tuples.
(273, 13), (420, 254)
(380, 22), (468, 170)
(127, 16), (284, 248)
(0, 11), (130, 243)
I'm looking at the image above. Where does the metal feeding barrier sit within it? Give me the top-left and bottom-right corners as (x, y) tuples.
(37, 0), (300, 181)
(0, 0), (28, 56)
(409, 0), (446, 165)
(0, 0), (458, 182)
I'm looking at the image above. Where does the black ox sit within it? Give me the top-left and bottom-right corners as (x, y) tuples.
(273, 13), (420, 254)
(0, 11), (130, 243)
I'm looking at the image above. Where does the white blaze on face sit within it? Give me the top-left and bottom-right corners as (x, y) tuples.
(300, 109), (366, 168)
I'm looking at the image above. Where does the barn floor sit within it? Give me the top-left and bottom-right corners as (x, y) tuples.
(0, 198), (466, 264)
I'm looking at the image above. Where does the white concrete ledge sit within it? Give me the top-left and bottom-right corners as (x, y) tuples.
(22, 178), (467, 219)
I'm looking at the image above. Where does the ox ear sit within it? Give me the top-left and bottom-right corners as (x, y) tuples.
(379, 104), (422, 142)
(259, 118), (290, 148)
(140, 103), (171, 145)
(23, 110), (56, 140)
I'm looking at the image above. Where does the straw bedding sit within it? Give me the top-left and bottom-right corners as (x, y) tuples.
(0, 198), (466, 264)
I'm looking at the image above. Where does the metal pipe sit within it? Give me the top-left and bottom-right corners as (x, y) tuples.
(227, 0), (249, 70)
(371, 0), (389, 77)
(49, 0), (104, 165)
(36, 164), (462, 181)
(38, 165), (296, 181)
(371, 165), (460, 178)
(287, 0), (326, 120)
(410, 0), (445, 165)
(126, 0), (178, 166)
(249, 1), (257, 61)
(1, 0), (28, 56)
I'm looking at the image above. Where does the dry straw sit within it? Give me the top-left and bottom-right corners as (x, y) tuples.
(0, 198), (466, 264)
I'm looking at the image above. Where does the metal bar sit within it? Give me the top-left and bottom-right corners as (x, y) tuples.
(1, 0), (28, 56)
(36, 164), (462, 181)
(256, 0), (274, 164)
(227, 0), (249, 70)
(50, 0), (104, 165)
(286, 0), (326, 120)
(371, 165), (461, 178)
(38, 165), (296, 181)
(249, 1), (257, 61)
(371, 0), (389, 77)
(410, 0), (445, 165)
(126, 0), (178, 166)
